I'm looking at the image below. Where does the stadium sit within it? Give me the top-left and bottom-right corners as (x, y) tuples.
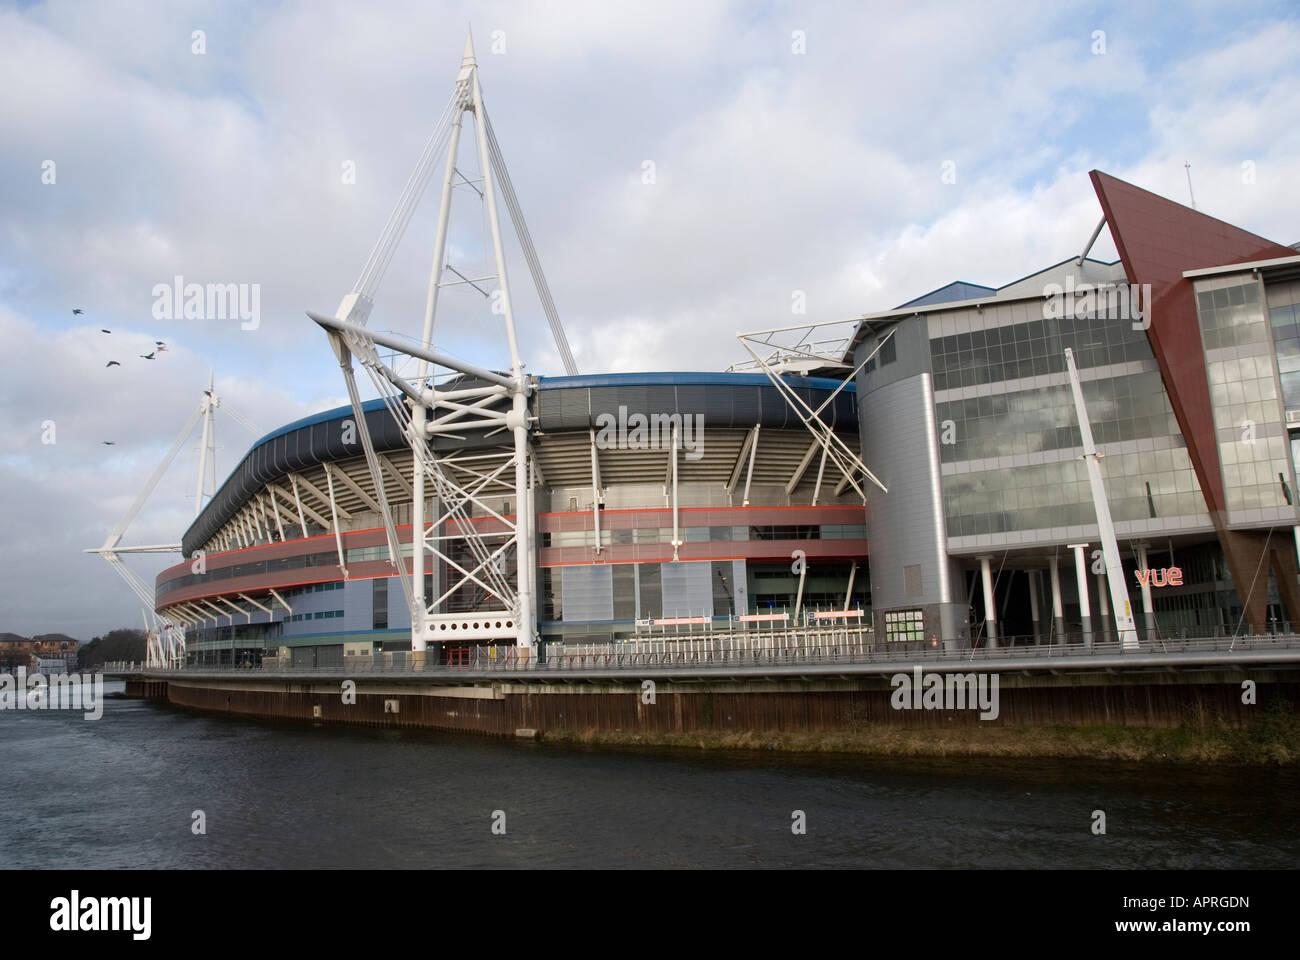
(125, 41), (1300, 669)
(155, 373), (869, 666)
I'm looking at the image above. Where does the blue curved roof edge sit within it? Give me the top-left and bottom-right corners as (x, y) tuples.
(252, 397), (392, 449)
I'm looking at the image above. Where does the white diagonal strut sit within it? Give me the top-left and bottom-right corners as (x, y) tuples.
(736, 321), (893, 500)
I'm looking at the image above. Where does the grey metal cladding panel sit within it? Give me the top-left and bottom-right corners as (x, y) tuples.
(342, 579), (370, 632)
(660, 561), (713, 618)
(731, 387), (761, 424)
(536, 382), (857, 432)
(560, 564), (614, 621)
(535, 386), (591, 431)
(674, 385), (711, 418)
(857, 373), (948, 609)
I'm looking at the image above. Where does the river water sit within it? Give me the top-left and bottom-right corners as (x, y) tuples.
(2, 682), (1296, 869)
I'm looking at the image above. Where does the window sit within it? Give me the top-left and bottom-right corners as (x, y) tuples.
(879, 336), (897, 366)
(372, 577), (388, 630)
(884, 609), (924, 643)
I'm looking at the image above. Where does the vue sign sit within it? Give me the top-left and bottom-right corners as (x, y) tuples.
(1135, 567), (1183, 588)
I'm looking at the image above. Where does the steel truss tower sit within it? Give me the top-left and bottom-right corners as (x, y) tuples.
(310, 32), (576, 656)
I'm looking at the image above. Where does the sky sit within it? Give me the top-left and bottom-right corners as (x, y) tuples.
(2, 0), (1298, 639)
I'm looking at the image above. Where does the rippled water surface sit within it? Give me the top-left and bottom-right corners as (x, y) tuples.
(2, 685), (1296, 869)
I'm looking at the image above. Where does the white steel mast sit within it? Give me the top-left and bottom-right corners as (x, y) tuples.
(86, 378), (262, 666)
(1064, 347), (1139, 649)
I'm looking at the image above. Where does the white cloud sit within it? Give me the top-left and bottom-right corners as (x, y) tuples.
(2, 0), (1299, 635)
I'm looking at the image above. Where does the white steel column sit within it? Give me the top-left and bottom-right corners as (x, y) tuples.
(1096, 570), (1110, 643)
(409, 56), (469, 654)
(289, 476), (309, 537)
(472, 43), (533, 651)
(811, 444), (828, 506)
(1049, 555), (1065, 642)
(194, 380), (214, 519)
(742, 424), (760, 506)
(324, 465), (348, 579)
(670, 422), (681, 561)
(979, 556), (998, 647)
(1027, 567), (1041, 643)
(1069, 542), (1091, 647)
(1136, 542), (1156, 639)
(793, 556), (808, 623)
(590, 429), (602, 554)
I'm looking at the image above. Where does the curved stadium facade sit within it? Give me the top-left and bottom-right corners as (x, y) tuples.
(157, 373), (869, 665)
(156, 171), (1300, 666)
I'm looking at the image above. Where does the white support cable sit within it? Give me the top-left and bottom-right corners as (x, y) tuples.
(102, 400), (205, 549)
(354, 91), (461, 300)
(218, 402), (263, 438)
(483, 106), (578, 375)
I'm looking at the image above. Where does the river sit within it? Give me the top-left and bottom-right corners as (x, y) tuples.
(2, 682), (1296, 869)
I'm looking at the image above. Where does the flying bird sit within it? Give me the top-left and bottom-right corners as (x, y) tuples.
(140, 352), (155, 360)
(101, 328), (111, 334)
(105, 360), (120, 368)
(72, 308), (84, 315)
(102, 441), (116, 445)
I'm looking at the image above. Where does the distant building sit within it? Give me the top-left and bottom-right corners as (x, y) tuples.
(0, 635), (79, 672)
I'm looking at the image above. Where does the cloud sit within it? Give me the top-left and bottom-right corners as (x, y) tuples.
(1, 0), (1298, 634)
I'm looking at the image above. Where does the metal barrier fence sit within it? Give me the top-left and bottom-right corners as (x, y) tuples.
(108, 630), (1300, 678)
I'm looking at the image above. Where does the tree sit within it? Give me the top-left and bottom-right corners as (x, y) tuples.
(78, 629), (146, 668)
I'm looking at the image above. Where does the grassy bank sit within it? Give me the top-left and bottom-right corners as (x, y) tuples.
(542, 704), (1300, 764)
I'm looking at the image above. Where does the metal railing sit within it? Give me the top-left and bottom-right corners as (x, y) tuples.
(119, 630), (1300, 678)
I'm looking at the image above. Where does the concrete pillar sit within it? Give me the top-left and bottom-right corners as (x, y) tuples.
(1049, 555), (1065, 643)
(1096, 571), (1110, 644)
(1027, 567), (1042, 643)
(1069, 542), (1092, 647)
(979, 556), (998, 648)
(1136, 542), (1156, 640)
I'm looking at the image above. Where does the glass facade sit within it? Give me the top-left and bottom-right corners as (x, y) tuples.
(1270, 299), (1300, 413)
(929, 309), (1151, 392)
(933, 297), (1204, 540)
(1196, 276), (1294, 518)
